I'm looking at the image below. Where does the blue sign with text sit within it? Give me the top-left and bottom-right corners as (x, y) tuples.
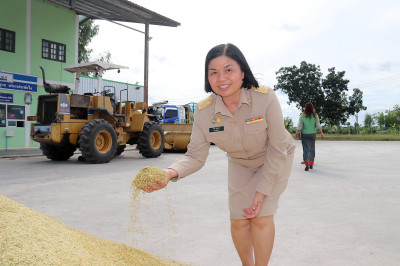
(0, 70), (37, 92)
(0, 92), (13, 103)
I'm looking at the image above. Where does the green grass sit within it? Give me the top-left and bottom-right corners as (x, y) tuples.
(292, 133), (400, 141)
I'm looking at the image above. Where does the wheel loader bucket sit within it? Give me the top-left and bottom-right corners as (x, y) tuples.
(161, 124), (192, 151)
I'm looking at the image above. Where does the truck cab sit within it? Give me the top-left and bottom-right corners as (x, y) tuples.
(162, 105), (186, 123)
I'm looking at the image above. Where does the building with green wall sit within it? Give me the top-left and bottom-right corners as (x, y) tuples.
(0, 0), (77, 150)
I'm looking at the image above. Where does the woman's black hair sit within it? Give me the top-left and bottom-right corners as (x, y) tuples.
(204, 43), (259, 93)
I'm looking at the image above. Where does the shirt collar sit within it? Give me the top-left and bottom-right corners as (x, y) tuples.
(214, 88), (250, 116)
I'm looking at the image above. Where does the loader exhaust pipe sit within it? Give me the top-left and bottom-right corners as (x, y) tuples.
(40, 66), (71, 94)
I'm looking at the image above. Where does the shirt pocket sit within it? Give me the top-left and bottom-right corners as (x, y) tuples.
(243, 120), (268, 147)
(206, 130), (231, 151)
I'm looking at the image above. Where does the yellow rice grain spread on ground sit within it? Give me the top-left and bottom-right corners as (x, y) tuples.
(132, 166), (166, 190)
(0, 194), (188, 266)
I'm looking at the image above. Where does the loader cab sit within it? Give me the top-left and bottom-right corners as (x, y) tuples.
(63, 61), (128, 95)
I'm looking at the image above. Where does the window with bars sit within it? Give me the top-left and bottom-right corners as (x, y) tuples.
(0, 28), (16, 53)
(42, 39), (66, 62)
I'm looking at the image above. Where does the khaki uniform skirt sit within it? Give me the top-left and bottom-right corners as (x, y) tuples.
(228, 151), (294, 220)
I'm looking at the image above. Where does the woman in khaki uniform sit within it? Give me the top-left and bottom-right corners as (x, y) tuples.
(141, 43), (295, 265)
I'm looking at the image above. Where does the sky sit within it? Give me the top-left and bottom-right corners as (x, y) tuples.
(88, 0), (400, 125)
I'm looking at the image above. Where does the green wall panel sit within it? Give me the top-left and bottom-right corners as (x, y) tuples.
(31, 0), (76, 84)
(0, 0), (27, 73)
(0, 128), (26, 149)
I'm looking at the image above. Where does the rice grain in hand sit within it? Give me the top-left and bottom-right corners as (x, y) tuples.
(132, 166), (166, 190)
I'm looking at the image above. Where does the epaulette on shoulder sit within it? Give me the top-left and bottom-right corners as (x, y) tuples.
(197, 96), (213, 110)
(251, 85), (269, 94)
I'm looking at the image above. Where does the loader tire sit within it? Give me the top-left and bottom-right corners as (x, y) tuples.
(40, 143), (76, 161)
(78, 119), (117, 164)
(137, 122), (164, 158)
(115, 144), (126, 156)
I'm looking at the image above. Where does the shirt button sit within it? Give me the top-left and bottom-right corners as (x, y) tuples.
(236, 138), (241, 142)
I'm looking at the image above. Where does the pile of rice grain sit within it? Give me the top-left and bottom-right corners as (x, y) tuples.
(0, 194), (187, 266)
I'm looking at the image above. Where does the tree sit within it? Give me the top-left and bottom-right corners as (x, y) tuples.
(377, 112), (385, 130)
(348, 88), (367, 133)
(275, 61), (325, 114)
(98, 51), (111, 62)
(275, 62), (356, 127)
(321, 67), (350, 127)
(78, 19), (112, 77)
(275, 61), (369, 130)
(384, 105), (400, 134)
(363, 113), (374, 134)
(284, 117), (294, 132)
(78, 19), (99, 63)
(345, 122), (351, 134)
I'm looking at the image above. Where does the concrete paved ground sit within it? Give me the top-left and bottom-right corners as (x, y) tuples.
(1, 141), (399, 266)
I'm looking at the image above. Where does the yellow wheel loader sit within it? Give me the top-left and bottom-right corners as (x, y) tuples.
(29, 62), (164, 163)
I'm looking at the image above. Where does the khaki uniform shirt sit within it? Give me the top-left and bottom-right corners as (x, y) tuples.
(168, 87), (295, 196)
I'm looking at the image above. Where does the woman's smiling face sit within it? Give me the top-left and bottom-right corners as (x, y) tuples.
(208, 55), (244, 100)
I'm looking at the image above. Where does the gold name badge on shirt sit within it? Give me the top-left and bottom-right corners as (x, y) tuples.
(211, 115), (222, 124)
(245, 116), (263, 125)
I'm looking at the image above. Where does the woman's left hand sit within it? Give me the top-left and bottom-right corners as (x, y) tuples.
(242, 192), (266, 219)
(295, 131), (301, 139)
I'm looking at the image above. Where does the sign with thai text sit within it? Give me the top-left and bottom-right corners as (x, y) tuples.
(0, 70), (37, 92)
(0, 92), (13, 103)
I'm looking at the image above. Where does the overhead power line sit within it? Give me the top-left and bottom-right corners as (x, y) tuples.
(353, 73), (400, 88)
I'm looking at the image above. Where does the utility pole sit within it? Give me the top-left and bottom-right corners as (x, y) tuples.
(144, 21), (149, 111)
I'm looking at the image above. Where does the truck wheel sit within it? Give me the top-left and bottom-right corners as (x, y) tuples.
(40, 143), (76, 161)
(78, 119), (117, 163)
(115, 144), (126, 156)
(137, 122), (164, 158)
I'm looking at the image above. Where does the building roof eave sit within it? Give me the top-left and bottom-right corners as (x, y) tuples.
(43, 0), (181, 27)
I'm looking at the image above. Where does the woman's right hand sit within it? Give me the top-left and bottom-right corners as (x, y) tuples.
(141, 168), (178, 193)
(242, 192), (266, 219)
